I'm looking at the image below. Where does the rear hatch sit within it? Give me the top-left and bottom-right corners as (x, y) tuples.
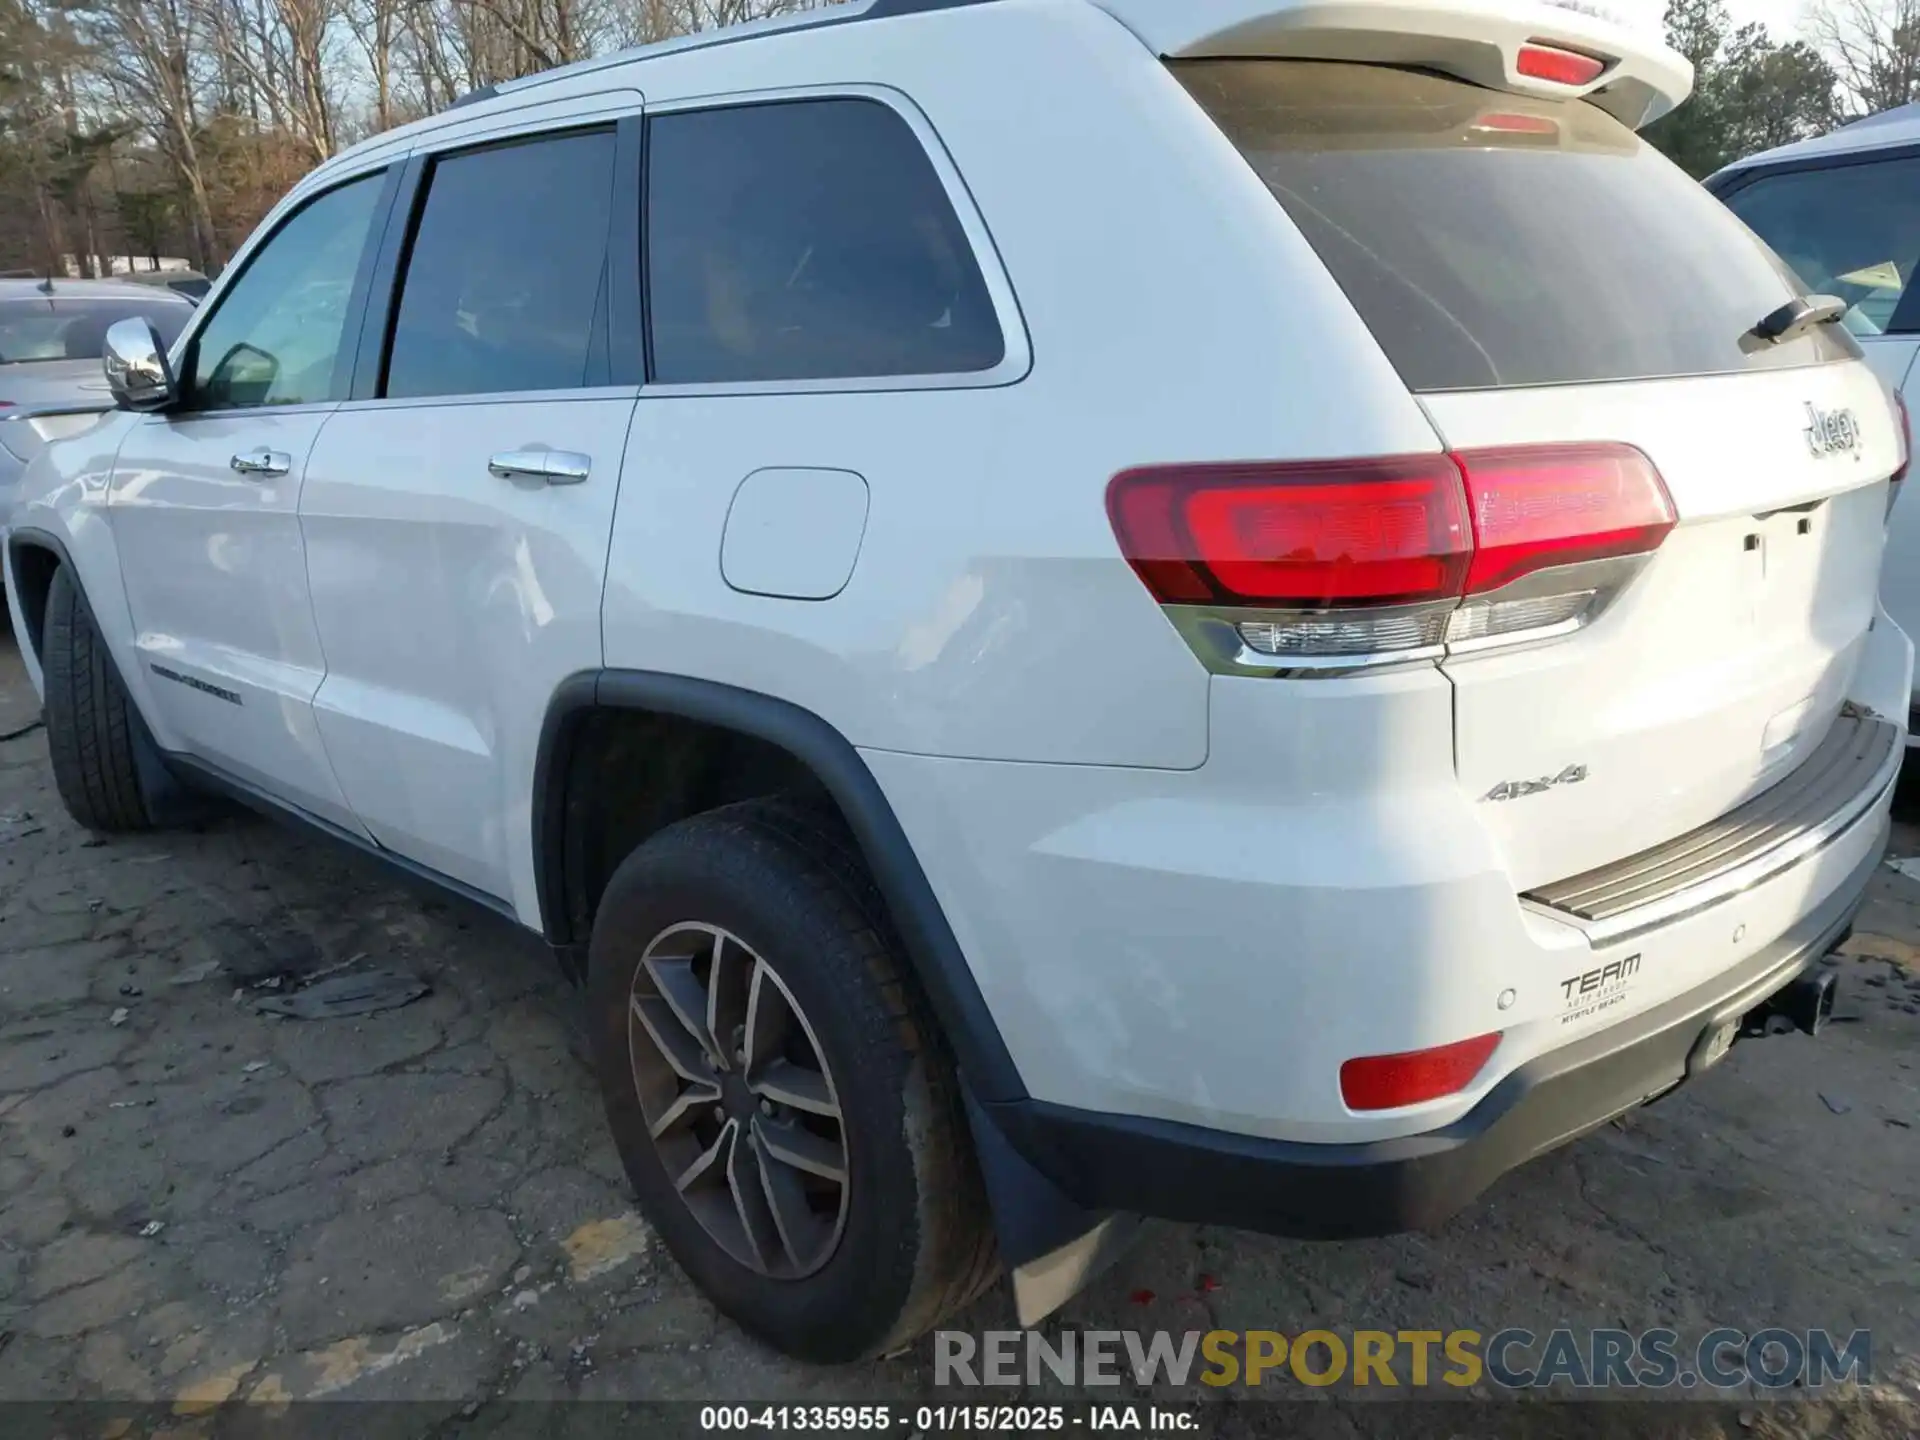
(1177, 59), (1902, 890)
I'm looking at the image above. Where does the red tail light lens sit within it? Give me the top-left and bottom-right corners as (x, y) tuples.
(1456, 443), (1677, 595)
(1515, 42), (1608, 86)
(1109, 444), (1675, 667)
(1340, 1032), (1501, 1112)
(1108, 457), (1470, 608)
(1109, 445), (1672, 606)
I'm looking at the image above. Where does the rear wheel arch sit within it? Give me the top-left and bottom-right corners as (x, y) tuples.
(8, 529), (77, 667)
(531, 669), (1026, 1104)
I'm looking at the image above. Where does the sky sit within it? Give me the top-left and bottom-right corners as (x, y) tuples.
(1716, 0), (1814, 37)
(1731, 0), (1812, 35)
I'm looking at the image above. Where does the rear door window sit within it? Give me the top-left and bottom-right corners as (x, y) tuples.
(644, 97), (1004, 384)
(385, 129), (617, 400)
(1718, 154), (1920, 335)
(1175, 60), (1856, 392)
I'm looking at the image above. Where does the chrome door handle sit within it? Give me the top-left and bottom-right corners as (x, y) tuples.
(230, 448), (291, 477)
(488, 449), (591, 485)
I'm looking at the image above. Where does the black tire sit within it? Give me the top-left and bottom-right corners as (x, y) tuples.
(42, 564), (155, 833)
(1896, 750), (1920, 819)
(588, 797), (998, 1362)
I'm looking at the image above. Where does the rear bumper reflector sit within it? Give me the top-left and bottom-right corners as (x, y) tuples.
(1339, 1032), (1502, 1112)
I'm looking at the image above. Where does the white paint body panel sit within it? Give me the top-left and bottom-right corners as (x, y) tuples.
(301, 392), (636, 908)
(110, 409), (366, 829)
(1424, 363), (1900, 889)
(3, 0), (1908, 1154)
(6, 411), (147, 703)
(603, 1), (1435, 769)
(865, 617), (1903, 1139)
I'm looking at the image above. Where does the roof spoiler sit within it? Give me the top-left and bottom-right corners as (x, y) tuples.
(1092, 0), (1693, 129)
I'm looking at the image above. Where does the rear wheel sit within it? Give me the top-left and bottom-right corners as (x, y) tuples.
(588, 797), (998, 1361)
(1895, 747), (1920, 818)
(42, 565), (156, 833)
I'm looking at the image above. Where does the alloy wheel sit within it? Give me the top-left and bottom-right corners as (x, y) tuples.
(626, 922), (850, 1278)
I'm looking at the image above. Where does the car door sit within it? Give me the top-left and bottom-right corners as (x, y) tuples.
(301, 119), (641, 909)
(1715, 149), (1920, 722)
(109, 167), (396, 828)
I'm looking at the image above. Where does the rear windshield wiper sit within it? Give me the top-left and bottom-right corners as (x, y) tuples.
(1749, 293), (1848, 346)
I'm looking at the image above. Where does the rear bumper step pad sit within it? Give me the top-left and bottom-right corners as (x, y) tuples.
(1524, 710), (1898, 938)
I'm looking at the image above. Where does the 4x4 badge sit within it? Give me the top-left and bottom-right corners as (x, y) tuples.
(1483, 765), (1588, 802)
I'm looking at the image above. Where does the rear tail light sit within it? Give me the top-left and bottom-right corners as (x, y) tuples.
(1108, 457), (1469, 608)
(1515, 41), (1609, 86)
(1340, 1033), (1501, 1112)
(1459, 444), (1676, 593)
(1108, 443), (1674, 674)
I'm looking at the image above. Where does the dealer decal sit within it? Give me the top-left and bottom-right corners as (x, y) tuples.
(1559, 953), (1640, 1025)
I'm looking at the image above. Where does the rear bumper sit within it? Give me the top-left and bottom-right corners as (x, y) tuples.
(980, 828), (1879, 1240)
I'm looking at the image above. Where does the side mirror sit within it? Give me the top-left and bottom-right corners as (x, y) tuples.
(102, 318), (177, 412)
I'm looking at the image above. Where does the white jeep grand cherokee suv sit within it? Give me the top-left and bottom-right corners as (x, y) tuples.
(5, 0), (1910, 1364)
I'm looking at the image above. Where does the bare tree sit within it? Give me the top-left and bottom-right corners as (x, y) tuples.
(0, 0), (845, 272)
(345, 0), (404, 131)
(1808, 0), (1920, 116)
(65, 0), (225, 268)
(197, 0), (345, 165)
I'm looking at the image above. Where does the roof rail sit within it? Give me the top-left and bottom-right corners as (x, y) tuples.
(466, 0), (1001, 105)
(864, 0), (997, 12)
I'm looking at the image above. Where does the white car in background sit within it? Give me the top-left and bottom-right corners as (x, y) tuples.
(1710, 112), (1920, 740)
(0, 279), (196, 530)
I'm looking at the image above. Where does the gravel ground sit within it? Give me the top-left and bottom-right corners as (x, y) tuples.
(0, 633), (1916, 1434)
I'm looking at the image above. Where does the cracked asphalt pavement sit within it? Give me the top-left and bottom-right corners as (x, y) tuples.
(0, 631), (1918, 1427)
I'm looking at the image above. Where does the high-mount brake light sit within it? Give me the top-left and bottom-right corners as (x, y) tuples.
(1108, 443), (1675, 673)
(1515, 41), (1609, 86)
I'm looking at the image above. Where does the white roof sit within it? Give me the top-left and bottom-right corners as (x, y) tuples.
(317, 0), (1694, 183)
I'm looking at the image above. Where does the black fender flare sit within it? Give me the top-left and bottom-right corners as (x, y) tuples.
(7, 524), (202, 824)
(531, 669), (1028, 1104)
(6, 524), (80, 664)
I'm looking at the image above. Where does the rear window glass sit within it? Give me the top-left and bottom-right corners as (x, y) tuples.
(0, 297), (192, 366)
(1174, 60), (1857, 392)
